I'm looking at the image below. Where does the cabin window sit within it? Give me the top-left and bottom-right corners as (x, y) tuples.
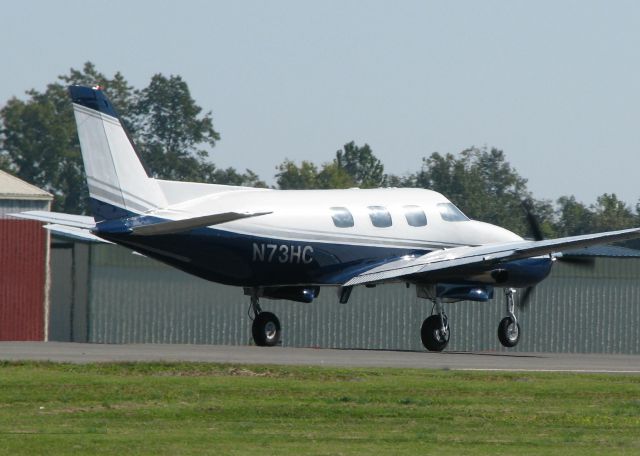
(368, 206), (392, 228)
(330, 207), (354, 228)
(403, 205), (427, 227)
(437, 202), (469, 222)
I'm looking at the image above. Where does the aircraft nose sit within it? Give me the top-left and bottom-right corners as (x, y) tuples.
(470, 220), (524, 244)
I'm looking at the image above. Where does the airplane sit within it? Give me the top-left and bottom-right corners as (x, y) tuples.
(13, 85), (640, 351)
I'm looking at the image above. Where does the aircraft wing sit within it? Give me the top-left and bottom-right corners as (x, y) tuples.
(344, 227), (640, 286)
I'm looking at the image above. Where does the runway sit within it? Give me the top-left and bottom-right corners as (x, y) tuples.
(1, 342), (639, 373)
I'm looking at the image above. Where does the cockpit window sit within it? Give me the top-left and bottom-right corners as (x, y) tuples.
(330, 207), (354, 228)
(368, 206), (392, 228)
(437, 202), (469, 222)
(403, 205), (427, 227)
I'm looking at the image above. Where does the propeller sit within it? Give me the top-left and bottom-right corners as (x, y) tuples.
(522, 198), (544, 241)
(518, 198), (594, 309)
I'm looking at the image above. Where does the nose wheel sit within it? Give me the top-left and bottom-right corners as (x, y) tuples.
(498, 288), (521, 348)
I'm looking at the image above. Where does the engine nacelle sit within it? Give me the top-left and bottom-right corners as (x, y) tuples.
(261, 286), (320, 303)
(490, 269), (509, 284)
(417, 283), (494, 302)
(438, 284), (493, 302)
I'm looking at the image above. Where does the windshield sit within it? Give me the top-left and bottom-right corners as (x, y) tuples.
(437, 203), (469, 222)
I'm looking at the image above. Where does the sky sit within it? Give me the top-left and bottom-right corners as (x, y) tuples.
(1, 0), (639, 207)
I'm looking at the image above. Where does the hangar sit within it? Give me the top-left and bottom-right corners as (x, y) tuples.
(49, 241), (640, 354)
(0, 170), (52, 341)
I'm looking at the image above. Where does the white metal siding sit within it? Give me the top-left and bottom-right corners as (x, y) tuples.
(86, 245), (640, 354)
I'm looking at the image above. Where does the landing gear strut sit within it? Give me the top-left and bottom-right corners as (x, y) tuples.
(498, 288), (521, 348)
(248, 292), (281, 347)
(421, 297), (450, 352)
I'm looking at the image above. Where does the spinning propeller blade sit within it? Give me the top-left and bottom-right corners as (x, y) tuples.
(522, 198), (544, 241)
(518, 198), (596, 309)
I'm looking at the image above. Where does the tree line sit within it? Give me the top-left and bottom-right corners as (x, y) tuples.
(1, 62), (639, 243)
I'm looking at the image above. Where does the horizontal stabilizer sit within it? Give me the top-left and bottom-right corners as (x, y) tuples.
(10, 211), (96, 229)
(45, 224), (112, 244)
(128, 211), (272, 236)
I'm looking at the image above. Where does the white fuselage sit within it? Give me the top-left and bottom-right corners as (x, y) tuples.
(152, 184), (523, 251)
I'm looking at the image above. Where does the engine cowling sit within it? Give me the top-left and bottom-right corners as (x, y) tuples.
(261, 286), (320, 303)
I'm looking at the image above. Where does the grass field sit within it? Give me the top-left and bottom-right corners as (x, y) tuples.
(0, 362), (638, 455)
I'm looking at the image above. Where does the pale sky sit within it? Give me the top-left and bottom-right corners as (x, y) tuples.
(1, 0), (639, 206)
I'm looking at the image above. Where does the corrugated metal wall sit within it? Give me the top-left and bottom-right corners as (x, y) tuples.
(0, 200), (50, 341)
(84, 245), (640, 354)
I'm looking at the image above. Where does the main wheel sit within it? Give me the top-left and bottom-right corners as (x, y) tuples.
(497, 317), (521, 348)
(252, 312), (281, 347)
(421, 315), (450, 352)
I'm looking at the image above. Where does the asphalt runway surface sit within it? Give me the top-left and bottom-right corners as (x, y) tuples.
(1, 342), (639, 373)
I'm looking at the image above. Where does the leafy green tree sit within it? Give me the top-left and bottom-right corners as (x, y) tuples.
(590, 193), (636, 232)
(554, 196), (594, 236)
(0, 78), (86, 212)
(209, 167), (267, 188)
(134, 74), (220, 182)
(275, 160), (320, 189)
(316, 162), (356, 189)
(1, 63), (265, 212)
(275, 142), (385, 190)
(383, 173), (418, 188)
(335, 141), (385, 188)
(415, 147), (535, 236)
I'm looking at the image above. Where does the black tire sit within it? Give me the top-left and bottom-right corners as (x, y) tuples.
(497, 317), (521, 348)
(252, 312), (281, 347)
(421, 315), (450, 352)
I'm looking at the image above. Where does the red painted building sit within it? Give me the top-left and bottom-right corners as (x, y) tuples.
(0, 171), (52, 340)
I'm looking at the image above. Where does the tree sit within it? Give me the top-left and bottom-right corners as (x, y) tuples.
(335, 141), (385, 188)
(134, 74), (220, 182)
(554, 196), (594, 236)
(415, 147), (536, 236)
(275, 141), (385, 190)
(209, 167), (267, 188)
(316, 162), (356, 189)
(590, 193), (636, 232)
(275, 159), (320, 189)
(0, 63), (264, 212)
(0, 77), (85, 212)
(383, 173), (417, 188)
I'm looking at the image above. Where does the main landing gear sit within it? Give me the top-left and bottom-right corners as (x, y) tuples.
(497, 288), (521, 348)
(420, 297), (450, 352)
(419, 287), (522, 352)
(248, 293), (281, 347)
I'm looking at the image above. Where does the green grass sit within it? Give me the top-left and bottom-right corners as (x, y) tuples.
(0, 362), (639, 455)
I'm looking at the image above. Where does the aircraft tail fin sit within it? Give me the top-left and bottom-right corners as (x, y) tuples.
(69, 85), (166, 221)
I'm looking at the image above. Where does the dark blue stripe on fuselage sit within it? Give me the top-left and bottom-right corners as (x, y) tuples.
(97, 225), (555, 289)
(99, 226), (424, 287)
(91, 199), (554, 289)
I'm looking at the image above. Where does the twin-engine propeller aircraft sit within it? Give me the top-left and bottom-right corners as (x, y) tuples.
(13, 86), (640, 351)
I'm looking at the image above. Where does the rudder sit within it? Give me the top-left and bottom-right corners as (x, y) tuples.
(69, 86), (166, 221)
